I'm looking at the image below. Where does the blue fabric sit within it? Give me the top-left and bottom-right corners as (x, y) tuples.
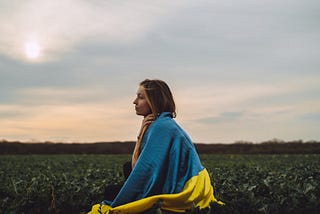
(104, 112), (204, 207)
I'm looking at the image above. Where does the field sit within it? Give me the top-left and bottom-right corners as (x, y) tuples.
(1, 154), (319, 214)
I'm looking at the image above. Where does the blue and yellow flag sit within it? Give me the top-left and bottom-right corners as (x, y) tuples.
(88, 112), (223, 213)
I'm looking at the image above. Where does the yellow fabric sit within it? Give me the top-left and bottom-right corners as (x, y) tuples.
(88, 169), (224, 214)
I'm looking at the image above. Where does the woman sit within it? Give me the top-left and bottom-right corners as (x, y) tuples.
(89, 79), (223, 213)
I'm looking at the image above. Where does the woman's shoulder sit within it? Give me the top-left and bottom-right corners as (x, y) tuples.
(149, 112), (188, 138)
(152, 112), (176, 129)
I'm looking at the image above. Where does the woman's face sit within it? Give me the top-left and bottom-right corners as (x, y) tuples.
(133, 86), (152, 116)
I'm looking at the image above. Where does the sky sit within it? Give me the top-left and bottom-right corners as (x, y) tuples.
(1, 0), (319, 143)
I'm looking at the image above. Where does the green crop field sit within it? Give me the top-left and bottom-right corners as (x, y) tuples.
(1, 154), (319, 214)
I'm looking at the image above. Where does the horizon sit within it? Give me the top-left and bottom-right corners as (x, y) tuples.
(1, 138), (318, 145)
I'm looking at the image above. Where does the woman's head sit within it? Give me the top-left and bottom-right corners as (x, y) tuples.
(133, 79), (176, 118)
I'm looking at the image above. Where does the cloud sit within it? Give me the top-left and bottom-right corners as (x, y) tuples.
(173, 75), (320, 142)
(15, 87), (112, 105)
(299, 112), (320, 122)
(0, 0), (190, 62)
(196, 112), (244, 124)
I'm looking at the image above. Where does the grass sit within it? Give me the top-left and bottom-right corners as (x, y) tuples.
(0, 154), (319, 213)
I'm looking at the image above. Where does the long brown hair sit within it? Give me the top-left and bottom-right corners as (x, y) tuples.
(140, 79), (176, 118)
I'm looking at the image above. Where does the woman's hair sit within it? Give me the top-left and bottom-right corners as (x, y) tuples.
(140, 79), (176, 118)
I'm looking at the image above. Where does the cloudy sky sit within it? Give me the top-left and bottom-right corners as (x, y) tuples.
(1, 0), (319, 143)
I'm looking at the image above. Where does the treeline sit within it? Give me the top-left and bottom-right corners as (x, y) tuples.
(195, 140), (320, 154)
(1, 139), (320, 154)
(0, 141), (134, 155)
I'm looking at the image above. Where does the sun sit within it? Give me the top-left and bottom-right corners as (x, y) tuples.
(24, 40), (41, 59)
